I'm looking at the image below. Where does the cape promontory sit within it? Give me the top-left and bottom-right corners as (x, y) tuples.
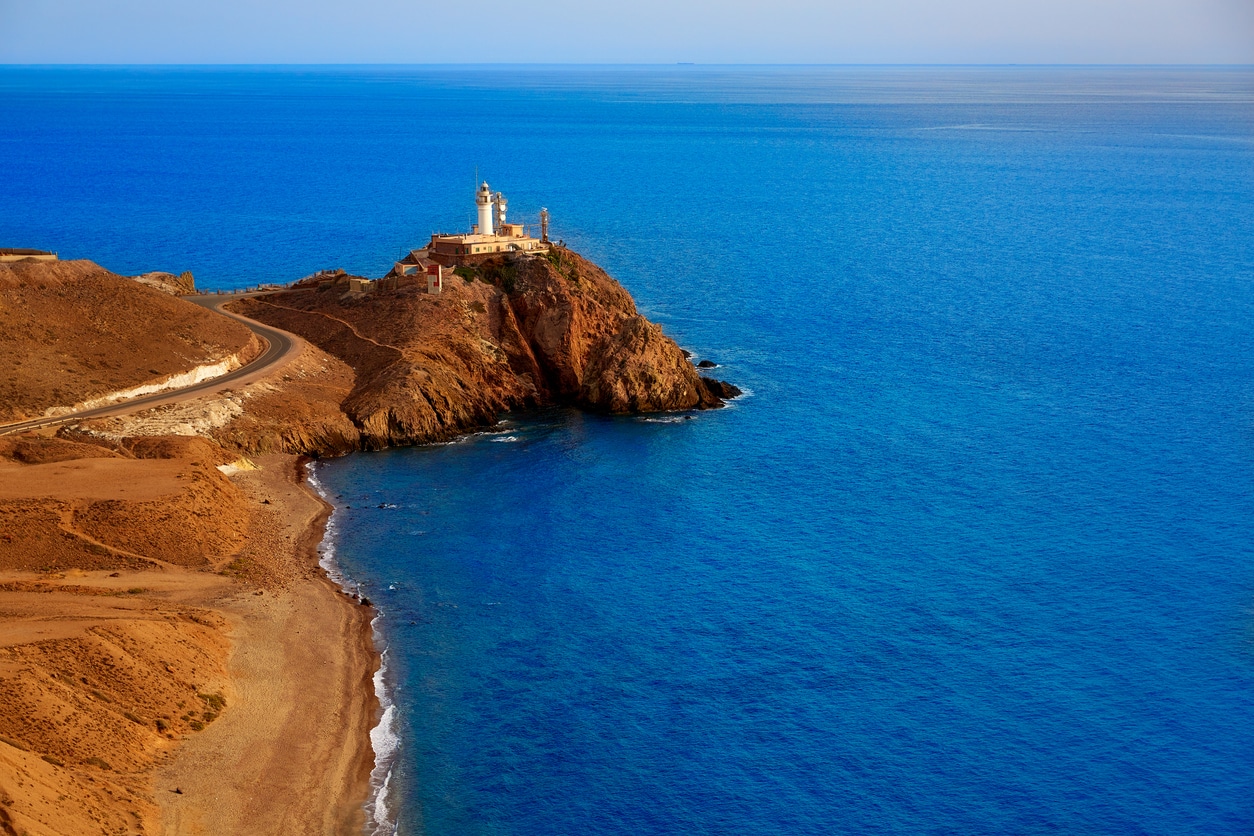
(227, 246), (739, 451)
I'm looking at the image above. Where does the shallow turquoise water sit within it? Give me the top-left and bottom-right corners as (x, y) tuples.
(4, 66), (1254, 835)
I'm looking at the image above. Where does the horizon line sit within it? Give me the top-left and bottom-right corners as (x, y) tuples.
(2, 62), (1253, 69)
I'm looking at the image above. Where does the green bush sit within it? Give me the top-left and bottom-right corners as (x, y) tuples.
(198, 692), (227, 712)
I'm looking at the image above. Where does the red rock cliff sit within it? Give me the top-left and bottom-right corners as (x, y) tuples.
(230, 247), (737, 450)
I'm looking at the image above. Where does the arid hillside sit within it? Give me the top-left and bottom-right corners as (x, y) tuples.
(0, 260), (259, 423)
(0, 435), (374, 836)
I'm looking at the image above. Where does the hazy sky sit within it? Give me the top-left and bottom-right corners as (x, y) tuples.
(1, 0), (1251, 64)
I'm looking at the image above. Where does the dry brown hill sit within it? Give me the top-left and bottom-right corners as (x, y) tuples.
(0, 435), (244, 835)
(0, 260), (259, 423)
(0, 434), (373, 836)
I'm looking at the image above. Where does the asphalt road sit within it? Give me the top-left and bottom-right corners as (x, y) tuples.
(0, 294), (297, 437)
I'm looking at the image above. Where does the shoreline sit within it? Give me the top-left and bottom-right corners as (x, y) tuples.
(0, 443), (381, 835)
(155, 454), (380, 835)
(305, 458), (401, 836)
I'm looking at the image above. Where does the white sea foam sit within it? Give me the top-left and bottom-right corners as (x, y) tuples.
(305, 462), (401, 836)
(641, 415), (695, 424)
(435, 424), (515, 446)
(490, 435), (520, 442)
(366, 639), (401, 836)
(718, 385), (752, 409)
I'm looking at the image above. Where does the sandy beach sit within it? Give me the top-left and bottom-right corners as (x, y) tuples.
(157, 456), (378, 835)
(0, 444), (378, 835)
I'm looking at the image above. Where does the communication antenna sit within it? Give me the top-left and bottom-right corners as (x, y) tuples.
(494, 192), (508, 229)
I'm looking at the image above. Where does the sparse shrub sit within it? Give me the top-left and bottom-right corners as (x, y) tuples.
(499, 264), (518, 293)
(42, 755), (63, 767)
(198, 692), (226, 713)
(155, 719), (168, 732)
(477, 261), (519, 293)
(122, 711), (143, 725)
(454, 266), (476, 282)
(223, 556), (251, 576)
(188, 720), (205, 732)
(85, 757), (112, 771)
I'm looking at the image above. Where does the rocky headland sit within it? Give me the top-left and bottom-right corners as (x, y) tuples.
(222, 246), (738, 452)
(0, 247), (737, 835)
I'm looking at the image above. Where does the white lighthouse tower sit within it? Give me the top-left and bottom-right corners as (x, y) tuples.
(476, 181), (494, 237)
(417, 180), (549, 267)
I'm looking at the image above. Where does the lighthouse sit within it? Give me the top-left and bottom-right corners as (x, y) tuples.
(415, 180), (551, 267)
(476, 181), (494, 237)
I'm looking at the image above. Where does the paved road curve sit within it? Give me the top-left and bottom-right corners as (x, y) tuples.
(0, 294), (298, 437)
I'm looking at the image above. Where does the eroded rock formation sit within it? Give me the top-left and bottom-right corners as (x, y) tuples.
(231, 247), (738, 449)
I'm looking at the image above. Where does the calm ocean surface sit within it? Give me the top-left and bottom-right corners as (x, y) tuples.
(3, 66), (1253, 835)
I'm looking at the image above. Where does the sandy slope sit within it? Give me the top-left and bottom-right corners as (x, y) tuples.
(0, 440), (375, 836)
(157, 457), (376, 836)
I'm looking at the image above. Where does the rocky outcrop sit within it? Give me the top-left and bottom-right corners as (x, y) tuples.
(230, 247), (737, 450)
(130, 270), (196, 296)
(699, 377), (743, 401)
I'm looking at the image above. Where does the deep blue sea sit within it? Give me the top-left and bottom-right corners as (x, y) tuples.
(3, 66), (1254, 835)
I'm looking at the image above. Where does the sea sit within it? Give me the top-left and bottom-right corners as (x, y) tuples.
(2, 65), (1253, 835)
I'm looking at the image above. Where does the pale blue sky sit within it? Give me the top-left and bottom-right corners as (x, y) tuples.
(1, 0), (1251, 64)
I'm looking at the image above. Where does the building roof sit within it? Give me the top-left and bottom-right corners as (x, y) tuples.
(430, 233), (513, 245)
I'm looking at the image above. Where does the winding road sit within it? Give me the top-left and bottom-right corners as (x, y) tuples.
(0, 294), (301, 437)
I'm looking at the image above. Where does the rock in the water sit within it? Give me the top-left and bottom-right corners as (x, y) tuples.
(696, 359), (718, 368)
(700, 377), (742, 401)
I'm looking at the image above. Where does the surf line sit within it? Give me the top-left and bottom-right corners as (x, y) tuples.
(306, 462), (401, 836)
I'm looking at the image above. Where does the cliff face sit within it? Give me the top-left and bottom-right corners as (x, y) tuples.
(230, 247), (737, 450)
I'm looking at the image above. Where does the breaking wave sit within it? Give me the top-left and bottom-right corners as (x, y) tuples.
(306, 462), (401, 836)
